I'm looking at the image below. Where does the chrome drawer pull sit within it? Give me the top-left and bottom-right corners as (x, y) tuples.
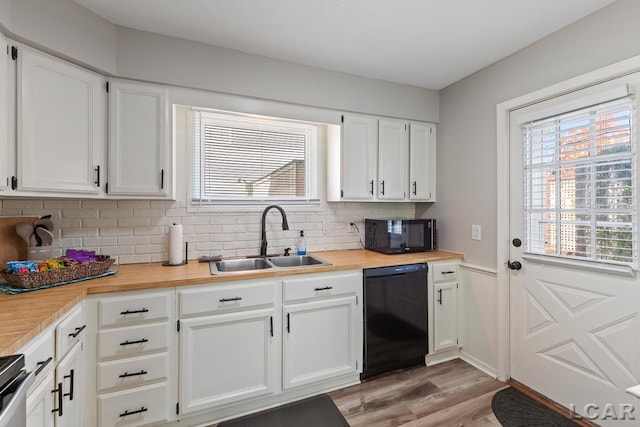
(118, 370), (148, 378)
(219, 297), (242, 302)
(119, 407), (148, 418)
(119, 338), (149, 346)
(68, 325), (86, 338)
(120, 308), (149, 315)
(314, 286), (333, 291)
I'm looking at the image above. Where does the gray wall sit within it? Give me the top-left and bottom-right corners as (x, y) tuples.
(417, 0), (640, 268)
(0, 0), (438, 122)
(115, 28), (438, 122)
(0, 0), (116, 73)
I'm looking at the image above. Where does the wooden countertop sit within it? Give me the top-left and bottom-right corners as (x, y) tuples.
(0, 249), (462, 356)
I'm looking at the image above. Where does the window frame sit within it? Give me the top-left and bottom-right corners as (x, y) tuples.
(187, 107), (324, 212)
(521, 97), (638, 269)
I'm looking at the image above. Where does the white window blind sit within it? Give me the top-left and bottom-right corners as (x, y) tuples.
(523, 97), (636, 266)
(192, 110), (319, 206)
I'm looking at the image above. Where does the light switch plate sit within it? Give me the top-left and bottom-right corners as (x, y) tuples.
(472, 224), (481, 240)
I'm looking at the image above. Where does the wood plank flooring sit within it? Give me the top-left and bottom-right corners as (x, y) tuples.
(329, 359), (508, 426)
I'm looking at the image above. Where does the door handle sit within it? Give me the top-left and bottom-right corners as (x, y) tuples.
(507, 260), (522, 270)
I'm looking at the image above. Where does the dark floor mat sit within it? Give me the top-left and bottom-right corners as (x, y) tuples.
(492, 387), (580, 426)
(217, 394), (349, 427)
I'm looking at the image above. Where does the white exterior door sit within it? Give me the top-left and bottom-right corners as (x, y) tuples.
(508, 80), (640, 425)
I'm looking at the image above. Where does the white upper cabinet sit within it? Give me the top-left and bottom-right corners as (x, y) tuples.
(409, 122), (436, 202)
(340, 114), (377, 200)
(329, 114), (435, 202)
(107, 79), (172, 198)
(16, 44), (106, 195)
(0, 35), (9, 192)
(378, 118), (408, 200)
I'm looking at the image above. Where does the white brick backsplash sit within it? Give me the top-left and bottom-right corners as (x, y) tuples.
(118, 235), (151, 245)
(1, 198), (416, 264)
(117, 217), (151, 227)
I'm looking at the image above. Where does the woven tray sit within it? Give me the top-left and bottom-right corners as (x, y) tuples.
(1, 256), (115, 289)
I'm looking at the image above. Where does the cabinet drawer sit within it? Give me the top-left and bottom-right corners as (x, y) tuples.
(97, 353), (169, 392)
(98, 323), (169, 360)
(99, 291), (171, 328)
(56, 304), (85, 360)
(22, 329), (54, 386)
(179, 279), (276, 317)
(98, 382), (170, 427)
(283, 272), (358, 303)
(432, 262), (458, 283)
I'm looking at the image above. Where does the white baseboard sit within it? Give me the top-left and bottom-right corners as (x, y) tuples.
(425, 348), (460, 366)
(459, 350), (498, 379)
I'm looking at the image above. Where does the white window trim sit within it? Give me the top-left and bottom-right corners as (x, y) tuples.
(185, 107), (327, 212)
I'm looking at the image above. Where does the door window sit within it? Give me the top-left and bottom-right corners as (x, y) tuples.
(521, 98), (636, 267)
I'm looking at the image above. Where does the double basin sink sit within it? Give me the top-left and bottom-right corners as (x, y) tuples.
(210, 254), (331, 275)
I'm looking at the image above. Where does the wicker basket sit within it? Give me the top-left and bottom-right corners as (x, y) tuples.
(1, 256), (115, 289)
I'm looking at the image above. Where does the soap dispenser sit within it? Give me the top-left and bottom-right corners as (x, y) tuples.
(297, 230), (306, 255)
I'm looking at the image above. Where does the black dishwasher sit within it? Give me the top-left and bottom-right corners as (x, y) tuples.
(362, 263), (428, 379)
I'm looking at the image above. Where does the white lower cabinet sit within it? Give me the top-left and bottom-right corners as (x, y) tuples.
(26, 371), (54, 427)
(53, 342), (83, 427)
(177, 279), (278, 416)
(24, 303), (86, 427)
(179, 308), (277, 413)
(91, 289), (174, 427)
(283, 296), (358, 389)
(176, 271), (362, 424)
(429, 261), (459, 354)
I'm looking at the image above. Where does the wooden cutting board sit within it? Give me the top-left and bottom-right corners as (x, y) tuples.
(0, 217), (38, 267)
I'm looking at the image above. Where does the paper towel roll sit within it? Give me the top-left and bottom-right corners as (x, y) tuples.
(168, 224), (183, 265)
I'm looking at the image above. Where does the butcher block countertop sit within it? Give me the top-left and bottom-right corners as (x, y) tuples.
(0, 249), (462, 356)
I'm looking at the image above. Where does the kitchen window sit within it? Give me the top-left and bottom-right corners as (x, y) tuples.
(190, 109), (321, 208)
(522, 97), (636, 267)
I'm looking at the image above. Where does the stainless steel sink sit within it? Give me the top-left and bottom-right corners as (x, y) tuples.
(267, 255), (330, 268)
(210, 254), (331, 274)
(210, 257), (273, 274)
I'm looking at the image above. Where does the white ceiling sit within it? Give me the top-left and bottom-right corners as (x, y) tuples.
(74, 0), (616, 90)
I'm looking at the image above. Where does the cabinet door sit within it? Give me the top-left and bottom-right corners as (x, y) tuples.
(17, 45), (105, 194)
(340, 115), (377, 200)
(54, 342), (83, 427)
(0, 35), (9, 192)
(26, 371), (54, 427)
(283, 296), (358, 389)
(179, 308), (277, 414)
(433, 282), (458, 352)
(108, 79), (170, 197)
(409, 122), (436, 201)
(378, 118), (408, 200)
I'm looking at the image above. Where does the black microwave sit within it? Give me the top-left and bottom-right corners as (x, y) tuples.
(365, 219), (436, 254)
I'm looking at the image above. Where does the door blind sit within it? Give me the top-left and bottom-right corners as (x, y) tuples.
(523, 97), (636, 266)
(192, 110), (319, 205)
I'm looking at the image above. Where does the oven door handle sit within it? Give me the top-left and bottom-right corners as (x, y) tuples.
(0, 370), (36, 425)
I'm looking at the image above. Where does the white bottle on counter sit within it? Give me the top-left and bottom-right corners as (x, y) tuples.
(297, 230), (306, 255)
